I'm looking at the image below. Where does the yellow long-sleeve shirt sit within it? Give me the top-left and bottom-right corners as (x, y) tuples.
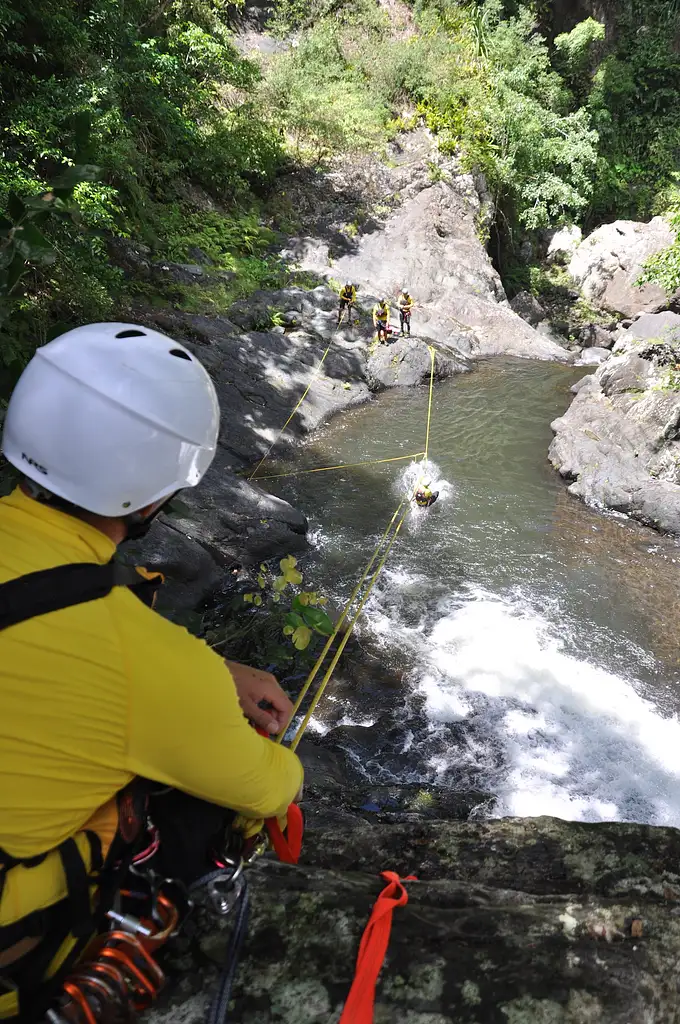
(0, 486), (303, 927)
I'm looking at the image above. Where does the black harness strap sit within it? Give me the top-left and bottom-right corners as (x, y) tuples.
(57, 835), (102, 939)
(0, 562), (146, 632)
(0, 559), (164, 1022)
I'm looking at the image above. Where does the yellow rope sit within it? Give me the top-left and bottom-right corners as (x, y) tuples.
(280, 344), (437, 748)
(255, 451), (426, 482)
(275, 500), (408, 744)
(424, 346), (435, 462)
(248, 344), (332, 481)
(289, 505), (409, 751)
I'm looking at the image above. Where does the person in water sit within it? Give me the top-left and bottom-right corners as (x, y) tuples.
(414, 483), (439, 507)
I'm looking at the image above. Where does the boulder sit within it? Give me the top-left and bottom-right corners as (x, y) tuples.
(568, 217), (678, 317)
(576, 346), (611, 366)
(366, 336), (470, 390)
(510, 290), (547, 326)
(546, 223), (583, 262)
(550, 311), (680, 534)
(578, 323), (616, 349)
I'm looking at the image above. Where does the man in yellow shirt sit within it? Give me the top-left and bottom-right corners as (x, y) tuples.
(372, 299), (390, 343)
(397, 288), (414, 336)
(337, 281), (356, 326)
(0, 323), (303, 1021)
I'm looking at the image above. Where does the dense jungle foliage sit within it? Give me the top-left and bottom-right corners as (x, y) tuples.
(2, 0), (680, 381)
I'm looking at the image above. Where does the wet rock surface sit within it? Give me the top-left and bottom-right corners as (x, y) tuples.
(366, 336), (470, 390)
(550, 311), (680, 533)
(145, 784), (680, 1024)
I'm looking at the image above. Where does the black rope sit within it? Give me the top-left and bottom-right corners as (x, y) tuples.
(205, 878), (250, 1024)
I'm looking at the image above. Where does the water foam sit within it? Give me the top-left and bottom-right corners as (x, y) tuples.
(413, 590), (680, 825)
(395, 459), (453, 506)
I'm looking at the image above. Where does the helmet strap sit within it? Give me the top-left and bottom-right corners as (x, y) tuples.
(122, 491), (179, 543)
(23, 476), (176, 543)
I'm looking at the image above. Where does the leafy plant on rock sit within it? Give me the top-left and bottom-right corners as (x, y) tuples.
(204, 556), (334, 673)
(0, 162), (102, 378)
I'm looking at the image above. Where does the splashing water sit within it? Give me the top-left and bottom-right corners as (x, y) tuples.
(411, 589), (680, 825)
(270, 361), (680, 827)
(395, 458), (453, 528)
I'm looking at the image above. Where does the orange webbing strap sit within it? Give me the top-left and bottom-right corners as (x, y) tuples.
(255, 726), (304, 864)
(264, 804), (303, 865)
(338, 872), (417, 1024)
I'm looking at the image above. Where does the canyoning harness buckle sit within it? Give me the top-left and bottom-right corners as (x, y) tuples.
(207, 874), (245, 918)
(189, 860), (245, 918)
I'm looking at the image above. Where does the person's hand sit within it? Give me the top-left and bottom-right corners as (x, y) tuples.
(225, 660), (294, 735)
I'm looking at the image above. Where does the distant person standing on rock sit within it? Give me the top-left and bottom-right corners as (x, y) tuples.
(398, 288), (414, 336)
(373, 298), (390, 343)
(337, 281), (357, 326)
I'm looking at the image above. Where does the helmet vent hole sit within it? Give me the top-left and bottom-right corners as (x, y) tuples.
(169, 348), (192, 361)
(116, 329), (146, 339)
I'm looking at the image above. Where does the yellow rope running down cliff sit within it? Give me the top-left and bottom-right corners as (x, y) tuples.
(278, 345), (437, 749)
(275, 500), (408, 746)
(248, 343), (332, 481)
(255, 451), (426, 482)
(289, 508), (409, 751)
(423, 346), (435, 462)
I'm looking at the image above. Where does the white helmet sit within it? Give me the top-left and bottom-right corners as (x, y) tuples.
(2, 323), (220, 517)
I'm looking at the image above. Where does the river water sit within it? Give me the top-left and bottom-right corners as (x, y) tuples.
(267, 359), (680, 826)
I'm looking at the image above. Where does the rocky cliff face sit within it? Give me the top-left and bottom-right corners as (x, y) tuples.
(282, 130), (570, 363)
(550, 311), (680, 533)
(568, 218), (678, 318)
(146, 734), (680, 1024)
